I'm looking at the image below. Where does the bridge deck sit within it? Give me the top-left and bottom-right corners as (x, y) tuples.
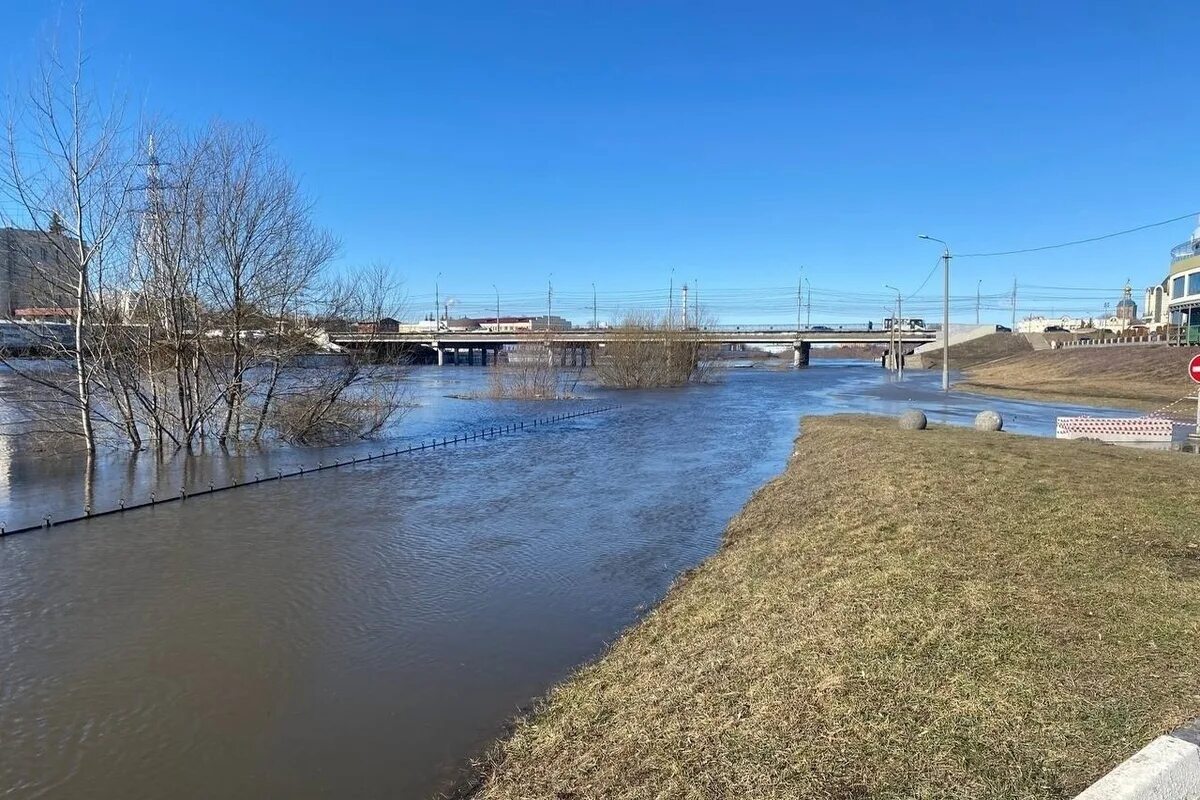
(330, 329), (937, 347)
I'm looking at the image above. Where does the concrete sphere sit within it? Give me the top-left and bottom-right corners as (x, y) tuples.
(974, 410), (1004, 432)
(898, 409), (928, 430)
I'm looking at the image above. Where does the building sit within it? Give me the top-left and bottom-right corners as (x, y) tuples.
(14, 307), (73, 324)
(1, 226), (79, 318)
(473, 315), (572, 332)
(350, 317), (400, 334)
(1115, 282), (1138, 324)
(1015, 315), (1088, 334)
(1144, 217), (1200, 341)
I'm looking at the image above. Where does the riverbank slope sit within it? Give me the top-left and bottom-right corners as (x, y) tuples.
(469, 416), (1200, 799)
(959, 344), (1199, 410)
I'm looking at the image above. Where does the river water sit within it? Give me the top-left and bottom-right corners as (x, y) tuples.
(0, 362), (1136, 798)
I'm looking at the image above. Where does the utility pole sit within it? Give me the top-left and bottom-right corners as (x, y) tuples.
(592, 282), (598, 329)
(693, 278), (699, 326)
(885, 285), (903, 379)
(796, 277), (803, 333)
(682, 283), (689, 329)
(918, 235), (952, 392)
(546, 274), (554, 365)
(492, 283), (500, 331)
(976, 279), (981, 325)
(1011, 278), (1017, 331)
(805, 278), (812, 330)
(667, 269), (675, 328)
(435, 272), (442, 331)
(885, 305), (896, 373)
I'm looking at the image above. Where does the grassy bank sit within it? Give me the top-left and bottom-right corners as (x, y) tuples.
(915, 331), (1033, 370)
(470, 416), (1200, 800)
(960, 344), (1199, 410)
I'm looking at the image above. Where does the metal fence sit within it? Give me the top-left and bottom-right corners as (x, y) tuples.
(0, 404), (620, 537)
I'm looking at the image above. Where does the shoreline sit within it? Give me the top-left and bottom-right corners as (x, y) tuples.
(953, 380), (1190, 415)
(462, 415), (1200, 798)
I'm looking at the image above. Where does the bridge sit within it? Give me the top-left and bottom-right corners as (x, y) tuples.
(328, 326), (938, 367)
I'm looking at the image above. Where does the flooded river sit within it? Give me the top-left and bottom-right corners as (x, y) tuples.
(0, 363), (1136, 798)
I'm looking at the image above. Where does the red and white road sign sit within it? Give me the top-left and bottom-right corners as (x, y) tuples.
(1190, 353), (1200, 384)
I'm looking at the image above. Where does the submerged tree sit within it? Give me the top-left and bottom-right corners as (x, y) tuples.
(1, 28), (411, 452)
(1, 30), (137, 453)
(593, 312), (720, 389)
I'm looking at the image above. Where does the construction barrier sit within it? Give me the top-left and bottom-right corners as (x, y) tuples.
(1055, 416), (1174, 443)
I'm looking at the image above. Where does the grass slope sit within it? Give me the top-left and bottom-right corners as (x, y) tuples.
(471, 416), (1200, 800)
(915, 332), (1033, 370)
(961, 344), (1200, 410)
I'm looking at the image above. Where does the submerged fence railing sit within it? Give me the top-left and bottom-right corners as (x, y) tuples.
(0, 404), (620, 538)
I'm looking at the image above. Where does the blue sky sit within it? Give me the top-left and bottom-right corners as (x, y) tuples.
(3, 1), (1198, 324)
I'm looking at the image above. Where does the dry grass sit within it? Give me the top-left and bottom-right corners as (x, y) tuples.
(469, 416), (1200, 800)
(915, 332), (1033, 370)
(961, 345), (1200, 410)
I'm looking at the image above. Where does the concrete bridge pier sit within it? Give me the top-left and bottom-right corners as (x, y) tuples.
(792, 341), (811, 368)
(436, 347), (444, 366)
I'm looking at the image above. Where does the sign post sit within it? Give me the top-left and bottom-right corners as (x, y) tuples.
(1189, 354), (1200, 439)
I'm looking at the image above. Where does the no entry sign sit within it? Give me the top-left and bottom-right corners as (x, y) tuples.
(1191, 353), (1200, 384)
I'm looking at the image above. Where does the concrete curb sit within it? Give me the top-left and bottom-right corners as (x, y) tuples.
(1074, 734), (1200, 799)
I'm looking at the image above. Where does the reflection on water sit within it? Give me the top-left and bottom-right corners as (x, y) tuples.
(0, 363), (1141, 798)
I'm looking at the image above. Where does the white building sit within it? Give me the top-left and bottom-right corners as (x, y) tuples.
(1015, 315), (1088, 334)
(1144, 216), (1200, 341)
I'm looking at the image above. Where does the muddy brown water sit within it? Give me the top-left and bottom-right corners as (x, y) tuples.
(0, 363), (1140, 798)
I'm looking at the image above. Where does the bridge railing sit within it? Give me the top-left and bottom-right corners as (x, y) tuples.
(327, 326), (935, 340)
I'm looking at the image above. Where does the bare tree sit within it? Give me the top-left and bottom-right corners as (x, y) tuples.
(191, 124), (336, 444)
(2, 31), (411, 453)
(594, 311), (720, 388)
(484, 344), (571, 399)
(267, 262), (411, 443)
(1, 26), (137, 453)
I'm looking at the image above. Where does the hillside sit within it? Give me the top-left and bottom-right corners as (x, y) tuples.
(960, 344), (1199, 410)
(912, 332), (1032, 370)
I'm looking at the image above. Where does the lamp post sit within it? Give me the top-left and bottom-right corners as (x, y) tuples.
(885, 284), (903, 380)
(918, 235), (952, 392)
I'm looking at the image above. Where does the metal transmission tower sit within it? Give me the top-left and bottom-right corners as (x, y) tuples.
(130, 135), (170, 324)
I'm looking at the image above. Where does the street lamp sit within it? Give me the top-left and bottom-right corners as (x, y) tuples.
(918, 235), (952, 392)
(885, 284), (903, 380)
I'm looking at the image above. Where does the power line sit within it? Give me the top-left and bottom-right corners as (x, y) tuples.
(958, 211), (1199, 257)
(905, 255), (945, 301)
